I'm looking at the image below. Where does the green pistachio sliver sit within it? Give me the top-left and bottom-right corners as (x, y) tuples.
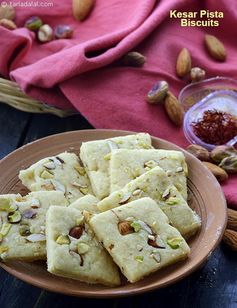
(131, 221), (141, 232)
(135, 256), (144, 263)
(77, 242), (89, 254)
(19, 225), (31, 236)
(56, 235), (70, 245)
(104, 153), (111, 160)
(0, 199), (17, 212)
(40, 170), (54, 179)
(0, 246), (8, 254)
(0, 234), (3, 243)
(8, 211), (22, 223)
(0, 223), (12, 236)
(167, 238), (183, 249)
(166, 197), (180, 205)
(74, 165), (86, 176)
(76, 217), (84, 226)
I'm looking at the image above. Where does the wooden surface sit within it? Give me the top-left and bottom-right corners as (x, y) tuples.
(0, 104), (236, 308)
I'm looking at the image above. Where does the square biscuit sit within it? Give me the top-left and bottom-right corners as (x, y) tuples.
(46, 206), (120, 286)
(98, 166), (201, 238)
(110, 149), (188, 200)
(90, 197), (190, 283)
(80, 133), (152, 200)
(19, 152), (93, 203)
(0, 191), (67, 261)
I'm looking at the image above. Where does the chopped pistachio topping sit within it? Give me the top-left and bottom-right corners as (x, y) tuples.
(104, 153), (111, 161)
(0, 223), (12, 236)
(74, 165), (86, 176)
(139, 142), (152, 149)
(56, 235), (70, 245)
(40, 170), (54, 179)
(77, 242), (89, 254)
(19, 225), (31, 236)
(76, 217), (84, 226)
(8, 211), (22, 223)
(166, 197), (180, 205)
(135, 256), (144, 263)
(0, 246), (8, 254)
(131, 221), (141, 232)
(79, 187), (89, 195)
(167, 238), (183, 249)
(0, 199), (17, 212)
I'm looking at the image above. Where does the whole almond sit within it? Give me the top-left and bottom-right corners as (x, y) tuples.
(72, 0), (95, 21)
(0, 18), (16, 30)
(227, 209), (237, 231)
(204, 34), (226, 61)
(186, 144), (210, 161)
(223, 229), (237, 251)
(164, 91), (184, 126)
(0, 5), (15, 20)
(176, 48), (192, 78)
(118, 221), (134, 235)
(202, 161), (228, 182)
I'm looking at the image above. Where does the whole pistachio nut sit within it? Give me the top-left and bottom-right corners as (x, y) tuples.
(146, 81), (169, 104)
(119, 51), (146, 67)
(190, 67), (206, 82)
(24, 16), (43, 31)
(219, 156), (237, 173)
(186, 144), (210, 161)
(38, 24), (53, 43)
(54, 25), (73, 39)
(0, 5), (15, 20)
(211, 145), (237, 163)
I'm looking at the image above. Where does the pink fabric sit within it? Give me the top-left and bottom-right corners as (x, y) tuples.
(0, 0), (236, 208)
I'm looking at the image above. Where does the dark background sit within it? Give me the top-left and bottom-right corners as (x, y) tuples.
(0, 104), (236, 308)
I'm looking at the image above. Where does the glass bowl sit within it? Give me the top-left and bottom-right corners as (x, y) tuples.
(179, 77), (237, 150)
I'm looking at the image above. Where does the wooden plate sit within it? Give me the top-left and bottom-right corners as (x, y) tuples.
(0, 129), (227, 298)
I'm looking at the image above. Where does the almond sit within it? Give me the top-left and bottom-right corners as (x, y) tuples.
(204, 34), (226, 61)
(176, 48), (192, 77)
(0, 18), (16, 30)
(118, 221), (134, 235)
(72, 0), (95, 21)
(164, 91), (184, 126)
(227, 208), (237, 231)
(223, 229), (237, 251)
(202, 161), (228, 182)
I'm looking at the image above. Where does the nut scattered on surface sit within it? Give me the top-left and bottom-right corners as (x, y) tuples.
(146, 81), (169, 104)
(8, 211), (21, 223)
(72, 0), (95, 21)
(24, 16), (43, 31)
(54, 25), (73, 39)
(0, 19), (16, 30)
(223, 229), (237, 251)
(204, 34), (226, 61)
(77, 242), (89, 254)
(38, 24), (53, 43)
(202, 161), (228, 182)
(26, 234), (46, 242)
(190, 67), (206, 82)
(118, 192), (131, 205)
(119, 51), (146, 67)
(176, 48), (192, 78)
(186, 144), (210, 161)
(56, 235), (70, 245)
(219, 156), (237, 174)
(0, 5), (15, 20)
(211, 145), (237, 163)
(69, 226), (84, 239)
(164, 91), (184, 126)
(227, 209), (237, 231)
(118, 221), (134, 235)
